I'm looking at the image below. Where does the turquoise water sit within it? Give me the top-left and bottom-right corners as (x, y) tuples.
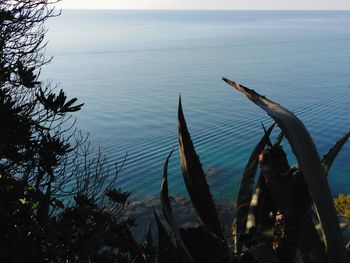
(42, 10), (350, 200)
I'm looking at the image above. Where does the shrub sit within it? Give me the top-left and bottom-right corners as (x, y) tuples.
(335, 193), (350, 218)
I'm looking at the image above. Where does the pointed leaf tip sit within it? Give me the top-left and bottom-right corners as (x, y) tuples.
(161, 149), (174, 215)
(178, 100), (223, 239)
(323, 131), (350, 175)
(222, 77), (230, 83)
(222, 77), (239, 89)
(224, 78), (348, 263)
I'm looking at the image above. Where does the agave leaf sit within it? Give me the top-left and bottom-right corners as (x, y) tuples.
(178, 96), (223, 239)
(160, 150), (193, 262)
(274, 173), (310, 262)
(246, 174), (276, 235)
(299, 132), (350, 261)
(145, 221), (153, 248)
(274, 131), (284, 146)
(223, 77), (347, 263)
(299, 217), (328, 263)
(322, 131), (350, 175)
(233, 122), (275, 253)
(261, 122), (274, 147)
(153, 209), (178, 263)
(143, 221), (155, 263)
(246, 176), (265, 232)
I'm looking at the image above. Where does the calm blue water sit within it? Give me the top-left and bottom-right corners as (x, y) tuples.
(42, 10), (350, 200)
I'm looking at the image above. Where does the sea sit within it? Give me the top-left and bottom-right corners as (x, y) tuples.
(42, 10), (350, 202)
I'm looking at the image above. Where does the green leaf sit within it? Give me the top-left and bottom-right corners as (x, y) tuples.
(31, 202), (39, 211)
(178, 96), (223, 239)
(223, 77), (348, 263)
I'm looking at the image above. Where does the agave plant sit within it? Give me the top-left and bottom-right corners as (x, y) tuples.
(135, 79), (349, 263)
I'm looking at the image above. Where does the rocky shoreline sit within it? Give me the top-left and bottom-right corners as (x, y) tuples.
(126, 195), (236, 240)
(126, 195), (350, 243)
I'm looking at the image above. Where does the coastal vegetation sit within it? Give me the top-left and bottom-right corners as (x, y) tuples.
(0, 1), (136, 262)
(0, 0), (349, 262)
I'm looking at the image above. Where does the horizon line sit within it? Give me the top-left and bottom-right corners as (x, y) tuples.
(55, 8), (350, 12)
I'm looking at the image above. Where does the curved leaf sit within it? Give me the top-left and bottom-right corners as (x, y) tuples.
(223, 77), (347, 263)
(274, 131), (284, 146)
(178, 96), (223, 239)
(153, 209), (178, 263)
(233, 122), (275, 253)
(143, 221), (155, 262)
(322, 131), (350, 175)
(160, 150), (193, 262)
(299, 217), (328, 263)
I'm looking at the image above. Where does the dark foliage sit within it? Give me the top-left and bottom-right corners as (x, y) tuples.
(0, 1), (136, 262)
(1, 1), (349, 262)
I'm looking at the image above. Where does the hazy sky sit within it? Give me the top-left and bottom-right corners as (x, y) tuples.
(54, 0), (350, 10)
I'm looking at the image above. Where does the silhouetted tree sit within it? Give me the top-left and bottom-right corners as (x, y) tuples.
(0, 1), (136, 262)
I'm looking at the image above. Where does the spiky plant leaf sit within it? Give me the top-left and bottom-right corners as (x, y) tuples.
(160, 150), (193, 262)
(246, 176), (265, 232)
(223, 77), (347, 263)
(299, 217), (327, 263)
(299, 133), (350, 262)
(178, 96), (223, 239)
(322, 131), (350, 175)
(274, 173), (310, 263)
(142, 221), (155, 263)
(233, 123), (275, 253)
(153, 209), (178, 263)
(274, 131), (284, 146)
(246, 174), (276, 235)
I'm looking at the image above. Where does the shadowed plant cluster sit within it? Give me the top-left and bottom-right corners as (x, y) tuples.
(131, 80), (349, 263)
(0, 1), (138, 262)
(1, 1), (349, 262)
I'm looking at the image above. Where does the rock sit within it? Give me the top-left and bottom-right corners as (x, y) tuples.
(128, 201), (145, 211)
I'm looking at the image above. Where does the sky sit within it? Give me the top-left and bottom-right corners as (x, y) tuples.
(54, 0), (350, 10)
